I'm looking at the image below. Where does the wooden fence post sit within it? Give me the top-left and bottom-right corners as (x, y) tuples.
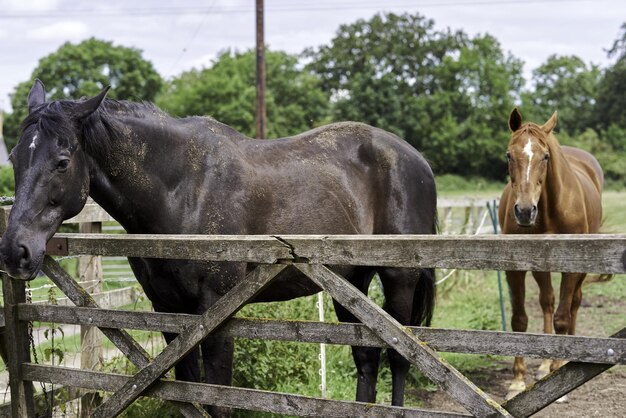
(2, 273), (35, 418)
(78, 222), (103, 417)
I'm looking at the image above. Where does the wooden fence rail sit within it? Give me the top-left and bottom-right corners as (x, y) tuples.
(1, 203), (625, 417)
(45, 233), (626, 273)
(16, 305), (626, 365)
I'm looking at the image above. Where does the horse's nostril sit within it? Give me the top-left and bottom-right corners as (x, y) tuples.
(18, 245), (31, 267)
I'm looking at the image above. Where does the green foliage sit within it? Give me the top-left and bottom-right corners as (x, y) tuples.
(556, 127), (626, 187)
(594, 57), (626, 131)
(234, 294), (335, 393)
(435, 174), (504, 195)
(4, 38), (163, 149)
(98, 357), (183, 418)
(0, 165), (15, 197)
(305, 12), (522, 179)
(157, 49), (330, 138)
(522, 55), (600, 134)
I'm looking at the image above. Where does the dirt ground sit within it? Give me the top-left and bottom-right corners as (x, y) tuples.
(413, 285), (626, 417)
(414, 359), (626, 417)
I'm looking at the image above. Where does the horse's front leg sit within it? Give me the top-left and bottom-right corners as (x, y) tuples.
(162, 331), (201, 382)
(506, 270), (528, 400)
(198, 286), (236, 418)
(201, 336), (234, 417)
(532, 271), (554, 380)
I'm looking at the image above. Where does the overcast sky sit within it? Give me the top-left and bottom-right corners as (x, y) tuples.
(1, 0), (625, 114)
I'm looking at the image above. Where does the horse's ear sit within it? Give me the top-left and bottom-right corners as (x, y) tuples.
(27, 79), (46, 113)
(541, 111), (558, 134)
(71, 86), (111, 120)
(508, 108), (523, 132)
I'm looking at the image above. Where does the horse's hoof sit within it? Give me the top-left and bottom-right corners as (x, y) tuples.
(535, 360), (552, 380)
(535, 368), (550, 380)
(506, 380), (526, 400)
(556, 395), (569, 403)
(506, 389), (522, 400)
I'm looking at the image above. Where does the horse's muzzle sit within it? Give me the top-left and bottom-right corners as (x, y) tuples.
(514, 203), (537, 227)
(0, 239), (43, 281)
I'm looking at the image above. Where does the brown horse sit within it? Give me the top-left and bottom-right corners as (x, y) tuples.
(498, 108), (604, 399)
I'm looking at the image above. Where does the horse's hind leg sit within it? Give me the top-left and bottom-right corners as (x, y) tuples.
(506, 270), (528, 400)
(553, 272), (587, 370)
(332, 267), (379, 403)
(378, 266), (423, 407)
(532, 271), (554, 380)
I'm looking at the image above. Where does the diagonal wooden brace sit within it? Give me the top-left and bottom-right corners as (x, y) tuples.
(295, 263), (512, 418)
(91, 263), (287, 418)
(503, 326), (626, 417)
(41, 256), (209, 418)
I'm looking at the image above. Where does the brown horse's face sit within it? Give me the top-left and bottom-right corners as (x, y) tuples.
(506, 109), (557, 227)
(0, 80), (108, 280)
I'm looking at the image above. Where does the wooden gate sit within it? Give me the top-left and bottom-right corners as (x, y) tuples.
(1, 204), (625, 417)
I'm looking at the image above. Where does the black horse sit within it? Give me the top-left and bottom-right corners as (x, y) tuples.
(0, 80), (437, 415)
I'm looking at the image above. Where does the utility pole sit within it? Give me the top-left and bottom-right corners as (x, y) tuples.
(255, 0), (267, 139)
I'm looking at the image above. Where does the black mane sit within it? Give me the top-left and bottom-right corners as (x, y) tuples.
(21, 98), (169, 158)
(22, 97), (245, 160)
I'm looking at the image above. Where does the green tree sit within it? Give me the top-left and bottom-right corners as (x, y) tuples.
(305, 12), (523, 179)
(4, 38), (163, 149)
(521, 55), (600, 134)
(590, 22), (626, 184)
(157, 49), (330, 138)
(594, 39), (626, 132)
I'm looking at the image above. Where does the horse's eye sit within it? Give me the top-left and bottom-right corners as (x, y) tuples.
(56, 159), (70, 172)
(49, 199), (57, 206)
(506, 152), (512, 162)
(543, 153), (549, 162)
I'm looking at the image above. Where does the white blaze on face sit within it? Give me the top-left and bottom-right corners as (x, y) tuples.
(522, 137), (534, 183)
(29, 133), (38, 150)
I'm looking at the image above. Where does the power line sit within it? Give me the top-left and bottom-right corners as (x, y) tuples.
(0, 0), (601, 19)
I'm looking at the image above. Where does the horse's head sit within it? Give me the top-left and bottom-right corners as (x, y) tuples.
(506, 108), (557, 227)
(0, 80), (109, 280)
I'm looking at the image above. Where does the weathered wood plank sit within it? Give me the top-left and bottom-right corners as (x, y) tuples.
(1, 274), (35, 418)
(77, 221), (104, 418)
(0, 385), (84, 418)
(295, 263), (512, 418)
(502, 327), (626, 417)
(91, 263), (287, 418)
(18, 304), (626, 365)
(47, 233), (626, 273)
(64, 203), (115, 224)
(23, 364), (471, 418)
(40, 257), (209, 418)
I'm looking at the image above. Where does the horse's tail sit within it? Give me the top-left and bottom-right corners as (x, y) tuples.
(584, 273), (614, 284)
(413, 267), (436, 327)
(585, 216), (615, 284)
